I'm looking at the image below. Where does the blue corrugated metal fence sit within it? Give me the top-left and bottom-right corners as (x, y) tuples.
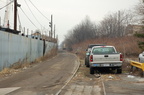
(0, 30), (57, 70)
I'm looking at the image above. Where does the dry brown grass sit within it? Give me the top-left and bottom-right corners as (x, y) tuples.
(0, 48), (58, 77)
(72, 36), (144, 59)
(41, 48), (58, 61)
(0, 68), (12, 75)
(72, 37), (144, 77)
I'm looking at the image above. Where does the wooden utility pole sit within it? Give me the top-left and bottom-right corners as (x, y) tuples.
(14, 0), (20, 31)
(0, 17), (1, 27)
(49, 15), (53, 39)
(54, 24), (55, 39)
(51, 15), (53, 38)
(14, 0), (17, 31)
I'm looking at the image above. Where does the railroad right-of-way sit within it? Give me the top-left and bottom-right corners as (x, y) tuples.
(59, 59), (144, 95)
(0, 51), (144, 95)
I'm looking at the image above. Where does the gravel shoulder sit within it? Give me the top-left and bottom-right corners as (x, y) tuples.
(59, 58), (144, 95)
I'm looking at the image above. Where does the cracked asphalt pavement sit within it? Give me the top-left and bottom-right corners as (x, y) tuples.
(0, 51), (79, 95)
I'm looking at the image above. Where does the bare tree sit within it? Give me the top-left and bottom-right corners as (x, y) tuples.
(134, 1), (144, 51)
(64, 16), (97, 50)
(63, 10), (134, 51)
(98, 10), (134, 37)
(135, 1), (144, 23)
(72, 16), (96, 42)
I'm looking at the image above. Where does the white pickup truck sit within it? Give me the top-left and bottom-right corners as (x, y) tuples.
(89, 46), (123, 74)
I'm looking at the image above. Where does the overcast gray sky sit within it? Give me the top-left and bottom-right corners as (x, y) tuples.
(0, 0), (140, 43)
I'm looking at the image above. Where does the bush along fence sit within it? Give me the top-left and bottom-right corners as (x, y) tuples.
(0, 30), (57, 71)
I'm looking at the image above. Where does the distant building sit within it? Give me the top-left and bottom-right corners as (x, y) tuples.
(31, 32), (52, 41)
(32, 32), (41, 38)
(126, 24), (144, 36)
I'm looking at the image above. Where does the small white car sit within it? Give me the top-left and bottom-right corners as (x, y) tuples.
(139, 51), (144, 63)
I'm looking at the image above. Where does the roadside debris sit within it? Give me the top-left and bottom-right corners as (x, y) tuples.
(127, 75), (135, 78)
(108, 76), (114, 79)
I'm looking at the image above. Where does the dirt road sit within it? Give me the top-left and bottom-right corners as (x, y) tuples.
(59, 60), (144, 95)
(0, 51), (79, 95)
(0, 51), (144, 95)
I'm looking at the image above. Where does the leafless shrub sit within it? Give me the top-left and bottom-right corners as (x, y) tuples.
(64, 16), (97, 51)
(64, 10), (135, 51)
(72, 36), (144, 59)
(135, 1), (144, 23)
(97, 10), (135, 38)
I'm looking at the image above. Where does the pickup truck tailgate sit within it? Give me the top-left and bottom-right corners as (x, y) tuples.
(89, 46), (123, 74)
(93, 54), (120, 62)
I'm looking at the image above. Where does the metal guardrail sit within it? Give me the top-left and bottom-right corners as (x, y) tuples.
(130, 61), (144, 77)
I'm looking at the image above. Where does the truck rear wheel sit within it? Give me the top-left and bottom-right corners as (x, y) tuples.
(86, 62), (90, 67)
(117, 68), (122, 74)
(90, 67), (94, 74)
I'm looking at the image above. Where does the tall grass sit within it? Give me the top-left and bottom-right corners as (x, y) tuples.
(72, 36), (144, 59)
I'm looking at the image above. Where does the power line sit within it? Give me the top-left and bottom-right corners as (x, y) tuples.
(17, 11), (24, 33)
(20, 7), (38, 29)
(28, 0), (50, 21)
(0, 0), (13, 10)
(24, 0), (43, 28)
(0, 0), (6, 3)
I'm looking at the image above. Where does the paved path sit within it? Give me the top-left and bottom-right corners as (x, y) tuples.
(0, 52), (80, 95)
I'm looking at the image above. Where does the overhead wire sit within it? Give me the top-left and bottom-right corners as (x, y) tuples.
(24, 0), (43, 28)
(28, 0), (50, 21)
(0, 0), (13, 10)
(20, 7), (38, 29)
(17, 10), (24, 33)
(0, 0), (6, 3)
(0, 0), (14, 28)
(1, 0), (50, 34)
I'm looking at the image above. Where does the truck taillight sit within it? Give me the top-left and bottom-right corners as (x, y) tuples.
(120, 54), (123, 61)
(90, 55), (93, 62)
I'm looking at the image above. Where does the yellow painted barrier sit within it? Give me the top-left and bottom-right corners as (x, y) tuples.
(130, 61), (144, 77)
(130, 61), (144, 71)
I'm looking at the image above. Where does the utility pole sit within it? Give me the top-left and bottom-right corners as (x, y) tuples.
(0, 17), (1, 28)
(51, 15), (53, 38)
(14, 0), (17, 31)
(14, 0), (20, 31)
(49, 15), (53, 39)
(118, 10), (121, 36)
(54, 24), (55, 39)
(0, 17), (1, 27)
